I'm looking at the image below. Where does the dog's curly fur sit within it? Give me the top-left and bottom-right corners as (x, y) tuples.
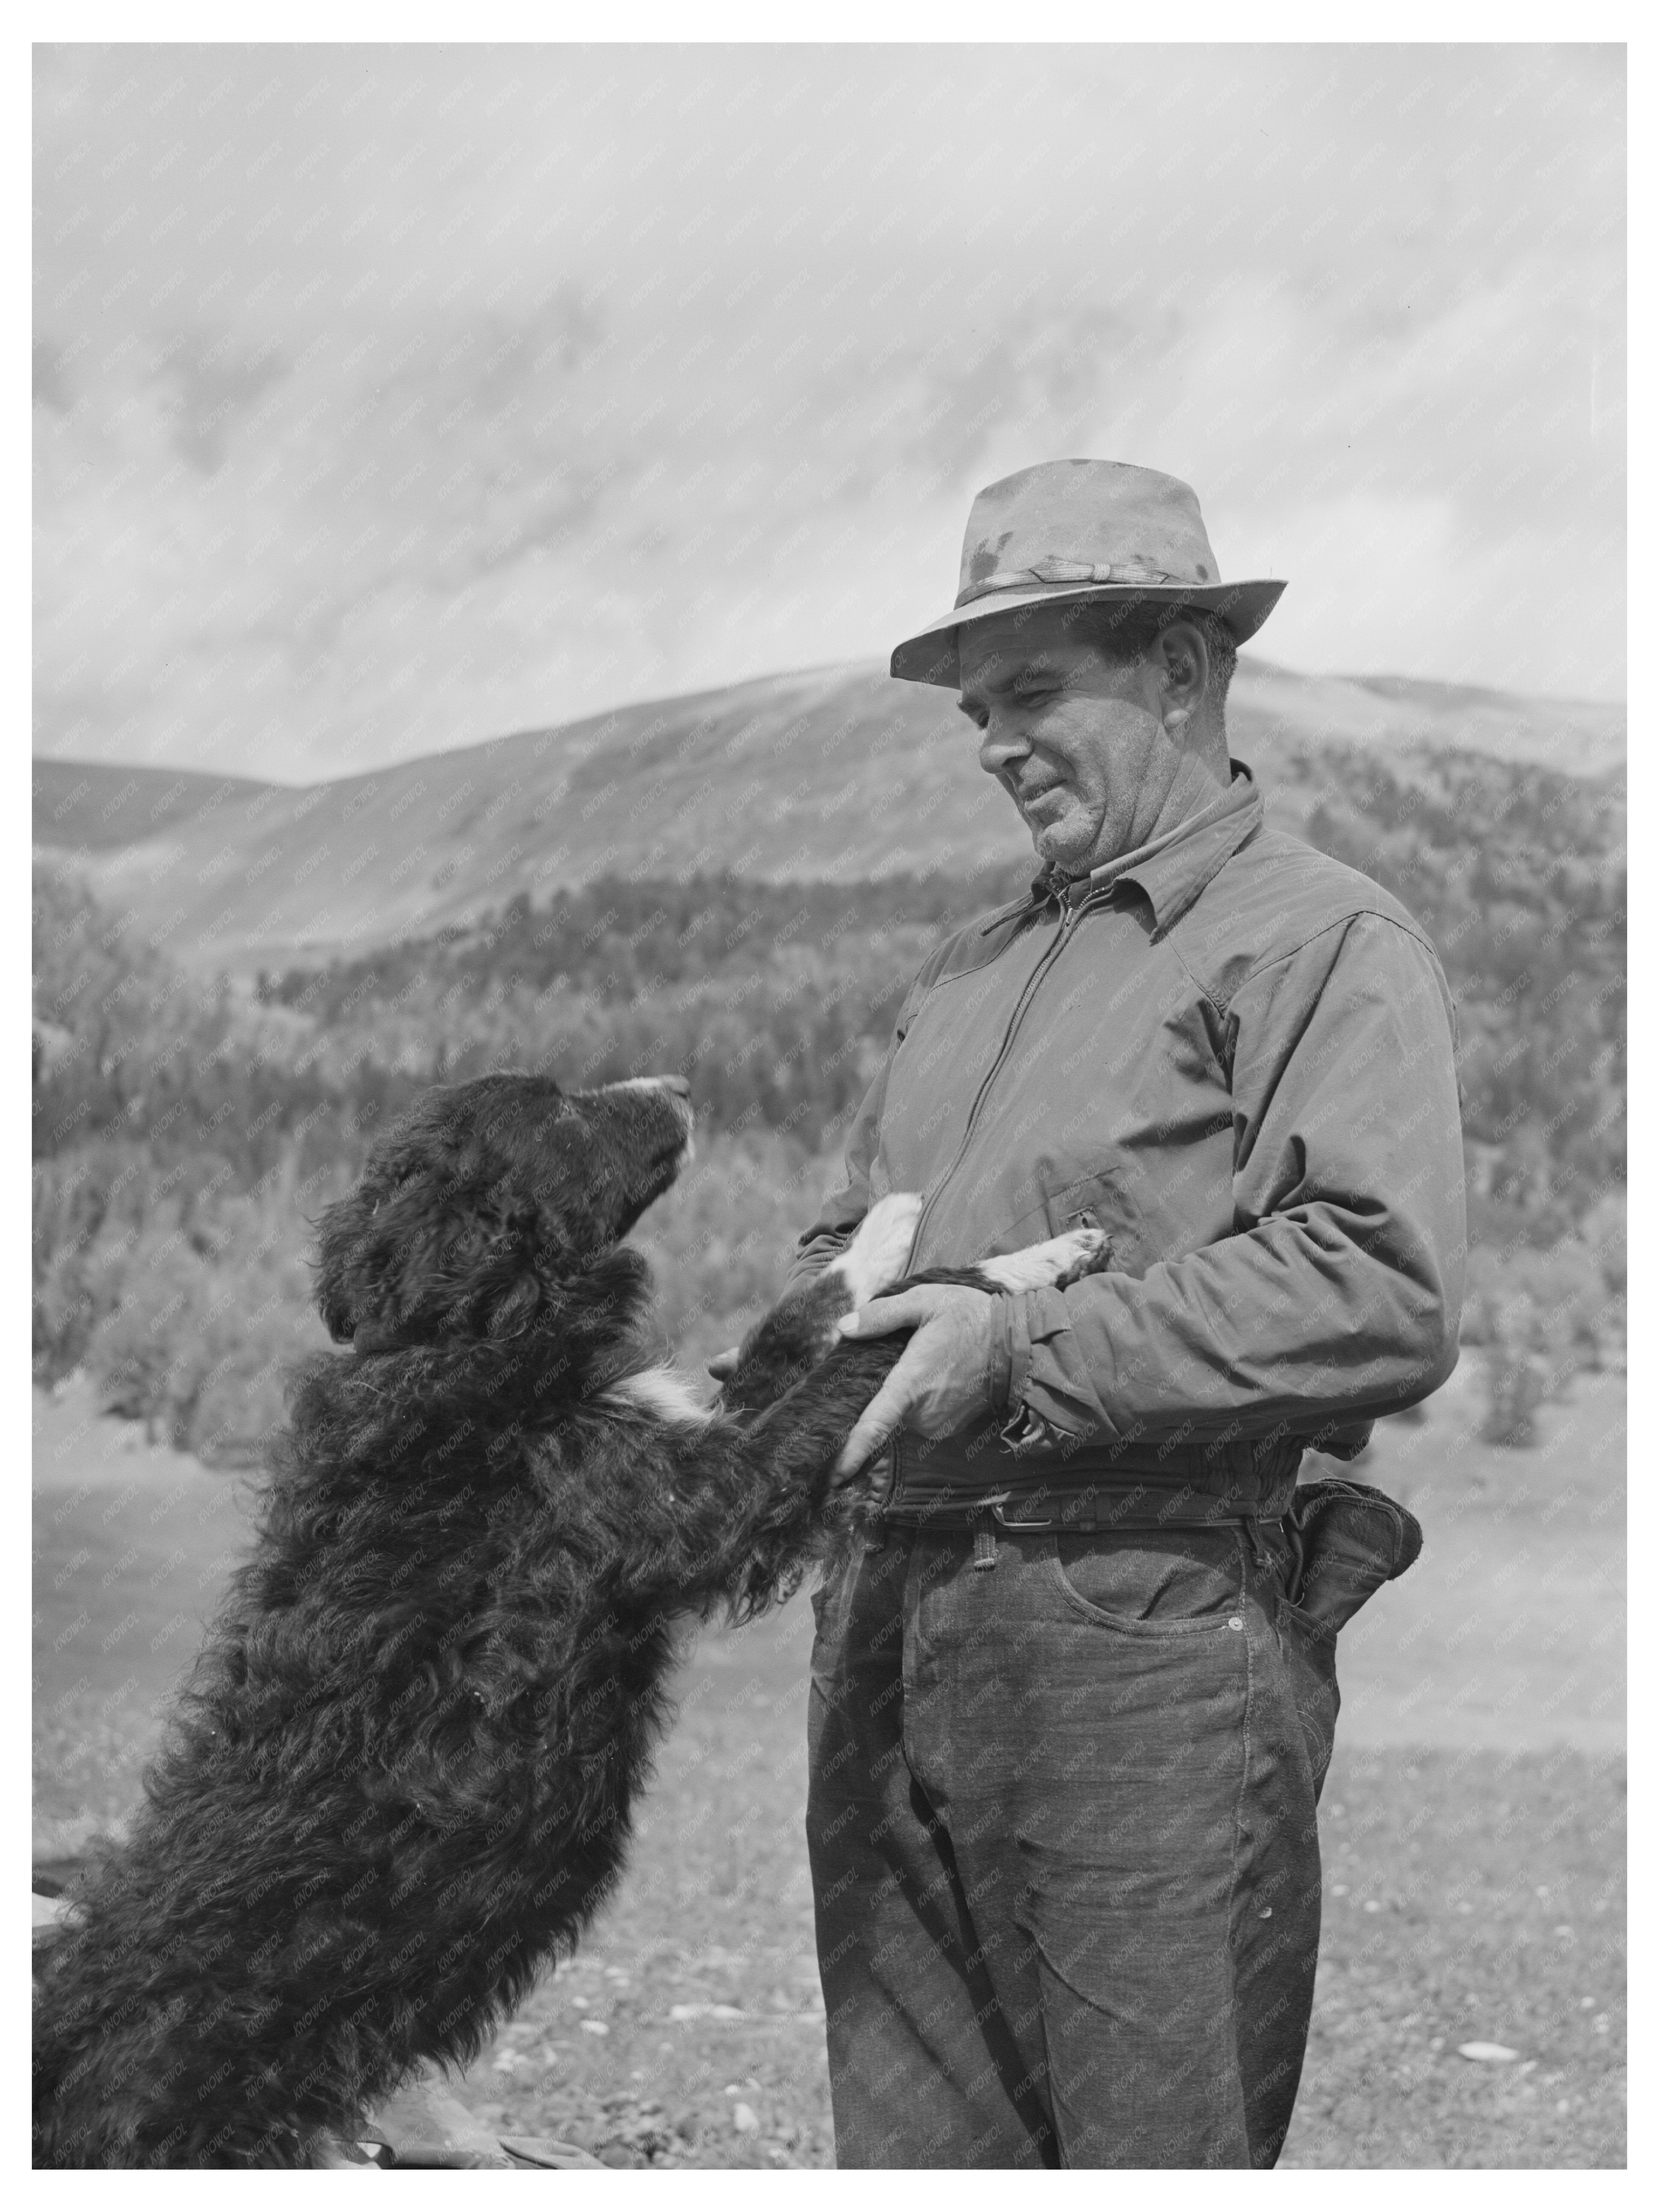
(32, 1071), (911, 2169)
(33, 1069), (1111, 2168)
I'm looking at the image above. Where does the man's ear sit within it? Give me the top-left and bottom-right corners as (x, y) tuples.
(1155, 618), (1209, 731)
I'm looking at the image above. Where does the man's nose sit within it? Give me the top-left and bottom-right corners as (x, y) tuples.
(978, 716), (1031, 774)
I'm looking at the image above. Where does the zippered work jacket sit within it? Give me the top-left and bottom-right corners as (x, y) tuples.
(784, 767), (1466, 1520)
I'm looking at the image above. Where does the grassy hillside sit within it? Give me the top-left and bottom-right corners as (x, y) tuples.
(32, 760), (268, 853)
(31, 657), (1624, 974)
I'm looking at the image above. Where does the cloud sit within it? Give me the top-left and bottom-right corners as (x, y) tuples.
(33, 44), (1625, 779)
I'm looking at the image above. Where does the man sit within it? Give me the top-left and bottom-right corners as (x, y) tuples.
(727, 459), (1465, 2170)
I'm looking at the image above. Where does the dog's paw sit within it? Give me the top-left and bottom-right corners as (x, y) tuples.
(604, 1364), (713, 1429)
(973, 1225), (1112, 1294)
(834, 1192), (923, 1305)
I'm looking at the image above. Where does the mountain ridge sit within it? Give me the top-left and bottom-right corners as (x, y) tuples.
(33, 655), (1626, 975)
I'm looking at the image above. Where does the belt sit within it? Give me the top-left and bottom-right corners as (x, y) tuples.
(876, 1433), (1306, 1533)
(879, 1490), (1282, 1535)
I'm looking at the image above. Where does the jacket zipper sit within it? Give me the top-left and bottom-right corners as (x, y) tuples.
(906, 889), (1101, 1267)
(876, 886), (1104, 1513)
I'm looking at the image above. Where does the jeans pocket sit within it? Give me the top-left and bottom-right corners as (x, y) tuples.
(1012, 1841), (1249, 2169)
(1046, 1527), (1246, 1636)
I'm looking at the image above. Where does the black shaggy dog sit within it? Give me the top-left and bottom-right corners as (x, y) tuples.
(33, 1071), (1108, 2168)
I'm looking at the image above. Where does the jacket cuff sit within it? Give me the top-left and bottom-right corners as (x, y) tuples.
(779, 1230), (852, 1299)
(1008, 1287), (1124, 1444)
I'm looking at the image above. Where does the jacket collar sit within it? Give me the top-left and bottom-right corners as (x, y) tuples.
(1043, 762), (1262, 935)
(985, 763), (1264, 940)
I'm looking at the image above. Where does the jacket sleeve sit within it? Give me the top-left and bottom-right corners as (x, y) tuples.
(1004, 913), (1467, 1445)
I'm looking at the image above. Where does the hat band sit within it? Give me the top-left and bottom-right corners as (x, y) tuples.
(955, 556), (1196, 608)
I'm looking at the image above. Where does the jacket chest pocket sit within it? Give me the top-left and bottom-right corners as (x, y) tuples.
(1038, 1167), (1139, 1267)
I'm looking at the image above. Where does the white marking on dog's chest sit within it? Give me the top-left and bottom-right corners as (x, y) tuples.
(603, 1366), (712, 1430)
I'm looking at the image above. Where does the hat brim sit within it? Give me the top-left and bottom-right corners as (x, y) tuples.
(889, 577), (1287, 687)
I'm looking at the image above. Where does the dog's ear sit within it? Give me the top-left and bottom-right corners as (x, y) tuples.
(432, 1210), (553, 1342)
(312, 1174), (564, 1348)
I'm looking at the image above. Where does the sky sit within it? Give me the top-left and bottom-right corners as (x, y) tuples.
(33, 43), (1626, 782)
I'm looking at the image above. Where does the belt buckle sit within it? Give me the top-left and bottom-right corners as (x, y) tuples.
(990, 1497), (1054, 1531)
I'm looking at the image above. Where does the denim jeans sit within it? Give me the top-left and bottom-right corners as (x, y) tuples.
(806, 1518), (1337, 2169)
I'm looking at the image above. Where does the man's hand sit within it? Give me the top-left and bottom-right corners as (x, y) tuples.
(832, 1284), (1001, 1479)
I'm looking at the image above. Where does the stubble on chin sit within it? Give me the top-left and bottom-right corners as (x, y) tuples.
(1025, 818), (1062, 869)
(1027, 807), (1088, 876)
(1010, 783), (1095, 879)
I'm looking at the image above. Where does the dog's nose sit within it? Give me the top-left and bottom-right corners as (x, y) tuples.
(658, 1075), (692, 1098)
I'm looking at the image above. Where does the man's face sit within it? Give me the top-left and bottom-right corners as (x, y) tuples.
(957, 605), (1185, 876)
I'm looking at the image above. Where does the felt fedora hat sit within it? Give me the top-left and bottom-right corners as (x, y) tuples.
(890, 458), (1286, 687)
